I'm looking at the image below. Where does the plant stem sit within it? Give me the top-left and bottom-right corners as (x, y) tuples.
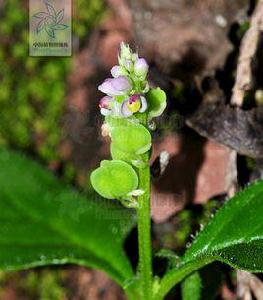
(154, 258), (213, 299)
(137, 160), (153, 300)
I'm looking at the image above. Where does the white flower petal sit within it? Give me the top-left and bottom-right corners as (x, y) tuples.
(100, 108), (112, 116)
(139, 96), (147, 112)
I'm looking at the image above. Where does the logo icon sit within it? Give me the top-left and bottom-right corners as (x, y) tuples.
(32, 2), (68, 38)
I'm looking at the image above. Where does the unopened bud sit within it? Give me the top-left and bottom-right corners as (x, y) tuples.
(134, 58), (149, 78)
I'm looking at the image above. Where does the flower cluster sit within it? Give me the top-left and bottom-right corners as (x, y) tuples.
(91, 42), (166, 205)
(98, 42), (149, 118)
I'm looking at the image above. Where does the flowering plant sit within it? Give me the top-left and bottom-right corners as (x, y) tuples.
(90, 43), (167, 298)
(89, 43), (263, 299)
(0, 43), (261, 300)
(91, 43), (166, 208)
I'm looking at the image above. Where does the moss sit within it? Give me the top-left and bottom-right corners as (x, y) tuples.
(0, 270), (67, 300)
(0, 0), (104, 163)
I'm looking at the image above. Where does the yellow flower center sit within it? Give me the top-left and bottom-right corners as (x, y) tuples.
(127, 97), (141, 113)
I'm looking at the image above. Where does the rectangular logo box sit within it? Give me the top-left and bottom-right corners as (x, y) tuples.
(29, 0), (72, 56)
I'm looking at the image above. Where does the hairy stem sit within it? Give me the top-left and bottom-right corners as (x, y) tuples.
(137, 158), (153, 299)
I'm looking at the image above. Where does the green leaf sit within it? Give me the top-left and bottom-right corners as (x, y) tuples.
(0, 149), (135, 287)
(111, 123), (151, 155)
(146, 88), (167, 119)
(181, 272), (202, 300)
(157, 180), (263, 298)
(111, 144), (137, 163)
(90, 160), (138, 199)
(105, 115), (138, 128)
(183, 180), (263, 270)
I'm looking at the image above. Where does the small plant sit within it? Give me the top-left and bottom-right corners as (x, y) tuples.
(90, 42), (167, 298)
(0, 43), (262, 300)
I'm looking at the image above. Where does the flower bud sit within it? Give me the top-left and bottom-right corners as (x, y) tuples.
(111, 65), (123, 78)
(124, 60), (133, 72)
(134, 58), (149, 78)
(101, 123), (110, 137)
(99, 96), (114, 116)
(120, 42), (132, 60)
(98, 76), (132, 96)
(132, 53), (139, 62)
(99, 96), (113, 109)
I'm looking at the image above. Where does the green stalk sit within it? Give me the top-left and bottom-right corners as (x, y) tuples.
(137, 162), (153, 300)
(154, 258), (213, 299)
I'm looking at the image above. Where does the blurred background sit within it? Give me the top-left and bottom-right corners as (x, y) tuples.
(0, 0), (262, 299)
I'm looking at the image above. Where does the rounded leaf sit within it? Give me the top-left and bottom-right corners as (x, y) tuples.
(111, 144), (137, 162)
(111, 144), (147, 169)
(111, 123), (151, 155)
(105, 115), (138, 127)
(90, 160), (138, 199)
(146, 87), (167, 118)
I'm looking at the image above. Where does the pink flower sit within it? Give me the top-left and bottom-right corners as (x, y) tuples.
(111, 66), (122, 78)
(99, 96), (114, 116)
(134, 58), (149, 77)
(120, 94), (148, 117)
(98, 76), (132, 96)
